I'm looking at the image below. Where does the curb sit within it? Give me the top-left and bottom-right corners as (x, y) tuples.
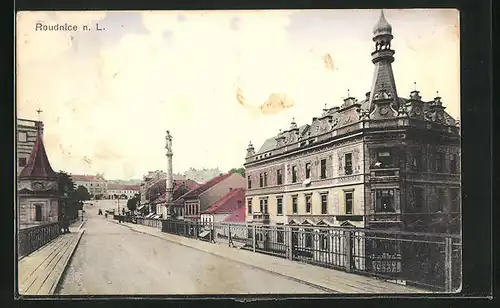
(112, 221), (338, 293)
(77, 219), (87, 230)
(51, 229), (86, 295)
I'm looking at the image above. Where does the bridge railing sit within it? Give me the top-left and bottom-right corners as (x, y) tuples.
(157, 219), (461, 292)
(18, 222), (61, 258)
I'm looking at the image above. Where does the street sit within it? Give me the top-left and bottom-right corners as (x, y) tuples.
(57, 200), (325, 294)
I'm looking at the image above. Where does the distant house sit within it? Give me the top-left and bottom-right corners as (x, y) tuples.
(200, 188), (246, 224)
(181, 173), (246, 222)
(106, 184), (141, 199)
(70, 174), (107, 197)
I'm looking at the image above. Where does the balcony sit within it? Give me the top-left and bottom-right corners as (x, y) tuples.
(366, 213), (403, 224)
(369, 167), (400, 182)
(252, 212), (270, 224)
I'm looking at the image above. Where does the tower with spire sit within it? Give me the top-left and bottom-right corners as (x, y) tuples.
(17, 129), (59, 228)
(369, 10), (399, 111)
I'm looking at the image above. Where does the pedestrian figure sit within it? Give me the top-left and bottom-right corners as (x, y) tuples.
(61, 214), (70, 233)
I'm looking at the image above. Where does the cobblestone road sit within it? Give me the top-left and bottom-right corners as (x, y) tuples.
(57, 202), (325, 295)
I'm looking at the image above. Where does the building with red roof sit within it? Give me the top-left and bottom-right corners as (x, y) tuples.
(181, 173), (245, 221)
(17, 129), (59, 228)
(200, 188), (246, 223)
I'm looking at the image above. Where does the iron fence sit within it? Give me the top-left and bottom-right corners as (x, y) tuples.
(132, 218), (461, 292)
(18, 222), (61, 258)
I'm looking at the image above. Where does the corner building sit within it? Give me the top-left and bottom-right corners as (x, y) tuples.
(244, 11), (460, 235)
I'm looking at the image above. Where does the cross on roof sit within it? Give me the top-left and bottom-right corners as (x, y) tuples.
(36, 108), (43, 115)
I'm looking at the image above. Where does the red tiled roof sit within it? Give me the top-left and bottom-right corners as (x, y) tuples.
(180, 173), (233, 199)
(151, 179), (200, 204)
(223, 206), (246, 223)
(19, 130), (57, 180)
(70, 174), (105, 181)
(201, 188), (246, 214)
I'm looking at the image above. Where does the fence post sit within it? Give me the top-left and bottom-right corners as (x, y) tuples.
(444, 237), (453, 292)
(252, 224), (256, 252)
(345, 231), (352, 273)
(228, 224), (232, 247)
(287, 226), (293, 260)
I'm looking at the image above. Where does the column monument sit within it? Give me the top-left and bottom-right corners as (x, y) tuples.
(164, 130), (174, 218)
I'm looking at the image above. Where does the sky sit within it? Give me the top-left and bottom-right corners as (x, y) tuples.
(16, 9), (460, 180)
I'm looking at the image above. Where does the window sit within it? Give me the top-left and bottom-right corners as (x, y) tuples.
(345, 153), (353, 175)
(305, 195), (312, 213)
(377, 149), (393, 168)
(305, 163), (311, 179)
(260, 199), (264, 212)
(247, 176), (252, 189)
(321, 194), (328, 214)
(264, 172), (268, 187)
(19, 157), (27, 167)
(436, 188), (444, 212)
(277, 169), (283, 185)
(450, 188), (460, 213)
(34, 204), (42, 221)
(375, 189), (395, 213)
(450, 154), (457, 174)
(277, 198), (283, 215)
(247, 200), (252, 214)
(292, 196), (298, 214)
(345, 192), (354, 214)
(18, 132), (27, 142)
(264, 199), (268, 213)
(436, 152), (444, 173)
(292, 166), (297, 183)
(413, 187), (424, 210)
(320, 159), (327, 179)
(277, 226), (284, 243)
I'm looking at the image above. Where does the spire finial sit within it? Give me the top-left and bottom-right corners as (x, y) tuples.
(324, 102), (327, 109)
(36, 108), (43, 121)
(292, 117), (295, 123)
(413, 81), (417, 91)
(436, 90), (440, 97)
(347, 89), (350, 97)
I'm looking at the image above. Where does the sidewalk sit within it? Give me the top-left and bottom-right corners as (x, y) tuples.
(111, 220), (430, 294)
(18, 220), (86, 296)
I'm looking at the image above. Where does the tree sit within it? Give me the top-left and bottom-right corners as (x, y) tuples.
(75, 185), (91, 202)
(127, 196), (138, 213)
(57, 171), (78, 219)
(229, 167), (245, 177)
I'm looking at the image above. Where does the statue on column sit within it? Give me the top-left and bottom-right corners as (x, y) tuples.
(165, 130), (172, 153)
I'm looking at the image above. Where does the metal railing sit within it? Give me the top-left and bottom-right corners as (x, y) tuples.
(133, 218), (461, 292)
(18, 222), (61, 258)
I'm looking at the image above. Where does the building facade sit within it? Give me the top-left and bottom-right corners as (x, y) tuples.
(17, 118), (44, 176)
(244, 11), (461, 236)
(106, 184), (141, 199)
(17, 129), (59, 229)
(70, 174), (107, 197)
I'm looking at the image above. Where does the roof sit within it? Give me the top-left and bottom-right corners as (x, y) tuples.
(201, 188), (246, 214)
(223, 206), (246, 223)
(180, 173), (233, 199)
(151, 179), (200, 204)
(19, 130), (57, 180)
(107, 184), (141, 191)
(71, 174), (106, 182)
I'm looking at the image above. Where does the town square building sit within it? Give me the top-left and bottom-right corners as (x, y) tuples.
(244, 11), (461, 236)
(70, 174), (108, 198)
